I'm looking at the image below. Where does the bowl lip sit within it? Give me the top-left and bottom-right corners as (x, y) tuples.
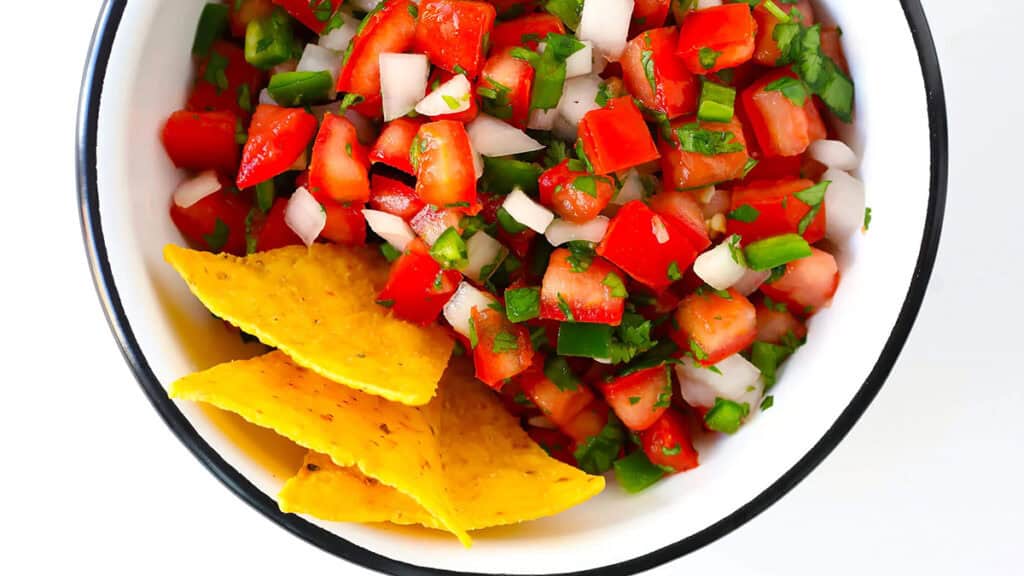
(76, 1), (947, 574)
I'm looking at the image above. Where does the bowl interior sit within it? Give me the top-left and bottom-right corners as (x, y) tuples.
(88, 1), (936, 573)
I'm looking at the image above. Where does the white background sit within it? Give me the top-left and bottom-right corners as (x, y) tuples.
(1, 1), (1019, 574)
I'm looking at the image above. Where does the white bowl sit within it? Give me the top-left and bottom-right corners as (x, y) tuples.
(77, 1), (947, 574)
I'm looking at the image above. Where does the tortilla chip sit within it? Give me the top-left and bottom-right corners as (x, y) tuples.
(169, 351), (469, 545)
(164, 244), (452, 406)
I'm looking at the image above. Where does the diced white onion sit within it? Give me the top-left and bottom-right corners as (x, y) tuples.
(379, 52), (429, 121)
(651, 215), (670, 244)
(614, 170), (646, 205)
(693, 236), (748, 290)
(502, 188), (555, 234)
(809, 139), (859, 171)
(443, 282), (496, 337)
(696, 0), (722, 8)
(461, 232), (509, 282)
(173, 170), (221, 208)
(410, 207), (457, 245)
(343, 109), (376, 145)
(552, 113), (579, 141)
(258, 89), (277, 105)
(466, 115), (545, 157)
(527, 415), (558, 429)
(823, 168), (867, 241)
(348, 0), (382, 12)
(566, 41), (594, 78)
(362, 209), (416, 251)
(318, 12), (360, 51)
(675, 354), (762, 411)
(577, 0), (634, 61)
(528, 108), (559, 131)
(558, 75), (602, 127)
(470, 140), (485, 180)
(733, 268), (771, 296)
(415, 74), (473, 116)
(284, 187), (326, 247)
(546, 216), (610, 246)
(296, 44), (343, 85)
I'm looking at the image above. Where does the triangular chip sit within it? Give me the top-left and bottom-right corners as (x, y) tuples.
(169, 351), (470, 545)
(164, 244), (452, 405)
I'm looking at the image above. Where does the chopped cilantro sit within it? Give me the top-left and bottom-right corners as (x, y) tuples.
(574, 413), (625, 475)
(674, 123), (745, 156)
(203, 218), (230, 252)
(760, 395), (775, 411)
(602, 272), (628, 298)
(667, 261), (682, 281)
(492, 331), (520, 353)
(544, 356), (580, 391)
(698, 47), (721, 70)
(505, 287), (541, 323)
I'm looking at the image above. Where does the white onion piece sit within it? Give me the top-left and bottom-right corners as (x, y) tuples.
(318, 12), (360, 51)
(415, 74), (473, 116)
(651, 215), (670, 244)
(379, 52), (429, 121)
(461, 232), (509, 282)
(284, 187), (326, 246)
(675, 355), (762, 411)
(546, 216), (610, 246)
(348, 0), (382, 12)
(258, 89), (277, 105)
(552, 113), (579, 141)
(527, 415), (558, 429)
(173, 170), (221, 208)
(362, 209), (416, 251)
(558, 75), (602, 127)
(733, 268), (771, 296)
(528, 108), (559, 131)
(443, 282), (497, 337)
(693, 236), (747, 290)
(466, 115), (545, 157)
(577, 0), (634, 60)
(470, 140), (484, 180)
(297, 44), (343, 85)
(565, 41), (593, 78)
(823, 168), (866, 241)
(696, 0), (722, 8)
(614, 170), (646, 205)
(809, 139), (859, 171)
(502, 188), (555, 233)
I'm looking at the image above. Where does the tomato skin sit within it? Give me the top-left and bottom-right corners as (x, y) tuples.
(254, 197), (303, 252)
(640, 409), (699, 473)
(309, 114), (371, 203)
(676, 4), (756, 75)
(540, 249), (627, 325)
(622, 28), (699, 120)
(755, 299), (808, 344)
(414, 0), (496, 79)
(599, 366), (672, 432)
(320, 200), (367, 245)
(271, 0), (343, 33)
(490, 13), (565, 51)
(170, 183), (251, 255)
(377, 247), (460, 326)
(760, 247), (839, 315)
(742, 69), (827, 158)
(819, 26), (849, 75)
(518, 361), (596, 428)
(187, 41), (264, 121)
(629, 0), (670, 36)
(671, 288), (757, 366)
(470, 306), (535, 388)
(659, 115), (751, 189)
(648, 189), (711, 252)
(752, 0), (814, 66)
(526, 426), (577, 466)
(740, 153), (803, 184)
(162, 110), (240, 174)
(578, 97), (661, 175)
(369, 174), (424, 220)
(538, 160), (615, 223)
(478, 47), (535, 128)
(597, 200), (701, 291)
(413, 120), (478, 210)
(369, 117), (423, 175)
(726, 178), (826, 244)
(423, 68), (480, 123)
(336, 0), (418, 98)
(236, 104), (318, 189)
(228, 0), (275, 37)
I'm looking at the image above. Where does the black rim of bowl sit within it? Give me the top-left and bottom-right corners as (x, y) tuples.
(77, 2), (947, 574)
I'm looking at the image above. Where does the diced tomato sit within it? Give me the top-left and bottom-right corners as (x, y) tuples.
(760, 247), (839, 315)
(490, 13), (565, 51)
(526, 426), (576, 466)
(742, 69), (827, 158)
(597, 200), (701, 290)
(518, 361), (595, 428)
(369, 174), (423, 220)
(726, 178), (826, 244)
(478, 47), (535, 128)
(271, 0), (342, 33)
(659, 115), (751, 189)
(254, 197), (303, 252)
(187, 41), (264, 121)
(228, 0), (275, 37)
(599, 366), (672, 432)
(741, 154), (803, 183)
(336, 0), (418, 99)
(538, 160), (615, 223)
(369, 117), (423, 175)
(671, 287), (756, 366)
(540, 249), (627, 325)
(640, 409), (699, 473)
(483, 0), (538, 20)
(377, 246), (460, 325)
(755, 299), (808, 344)
(630, 0), (671, 35)
(410, 205), (463, 245)
(648, 190), (711, 252)
(162, 110), (239, 174)
(170, 186), (251, 255)
(320, 200), (367, 245)
(561, 399), (611, 442)
(423, 68), (480, 123)
(820, 26), (849, 74)
(676, 4), (756, 75)
(413, 120), (478, 210)
(237, 104), (318, 188)
(578, 97), (661, 175)
(309, 114), (371, 203)
(622, 27), (698, 120)
(753, 0), (814, 66)
(414, 0), (496, 79)
(470, 306), (534, 387)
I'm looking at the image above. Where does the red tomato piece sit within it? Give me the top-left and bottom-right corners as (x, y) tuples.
(755, 299), (808, 344)
(819, 26), (849, 75)
(320, 200), (367, 245)
(170, 182), (250, 255)
(753, 0), (814, 66)
(741, 154), (803, 183)
(228, 0), (275, 37)
(630, 0), (670, 35)
(336, 0), (417, 98)
(622, 27), (698, 120)
(490, 13), (565, 51)
(271, 0), (342, 33)
(640, 409), (699, 473)
(478, 47), (535, 128)
(599, 366), (672, 432)
(413, 120), (478, 210)
(726, 178), (826, 244)
(561, 399), (611, 442)
(187, 41), (264, 121)
(759, 247), (839, 315)
(369, 174), (423, 220)
(648, 189), (712, 252)
(369, 117), (423, 175)
(578, 97), (661, 175)
(470, 306), (534, 387)
(538, 160), (615, 223)
(518, 361), (595, 428)
(483, 0), (538, 20)
(236, 104), (317, 189)
(671, 288), (756, 366)
(162, 110), (239, 174)
(597, 201), (701, 291)
(410, 205), (463, 245)
(309, 114), (371, 203)
(676, 3), (757, 75)
(659, 115), (751, 189)
(526, 426), (577, 466)
(377, 247), (460, 325)
(423, 68), (480, 123)
(254, 197), (303, 252)
(742, 69), (827, 158)
(540, 249), (627, 325)
(414, 0), (496, 78)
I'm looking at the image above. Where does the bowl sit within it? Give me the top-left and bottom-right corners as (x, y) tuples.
(77, 1), (947, 573)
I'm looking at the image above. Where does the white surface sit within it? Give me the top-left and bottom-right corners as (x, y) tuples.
(0, 0), (1021, 574)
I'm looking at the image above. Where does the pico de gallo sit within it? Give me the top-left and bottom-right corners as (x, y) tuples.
(163, 0), (866, 493)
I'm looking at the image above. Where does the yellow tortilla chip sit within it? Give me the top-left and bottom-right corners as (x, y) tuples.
(169, 351), (469, 545)
(164, 244), (452, 405)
